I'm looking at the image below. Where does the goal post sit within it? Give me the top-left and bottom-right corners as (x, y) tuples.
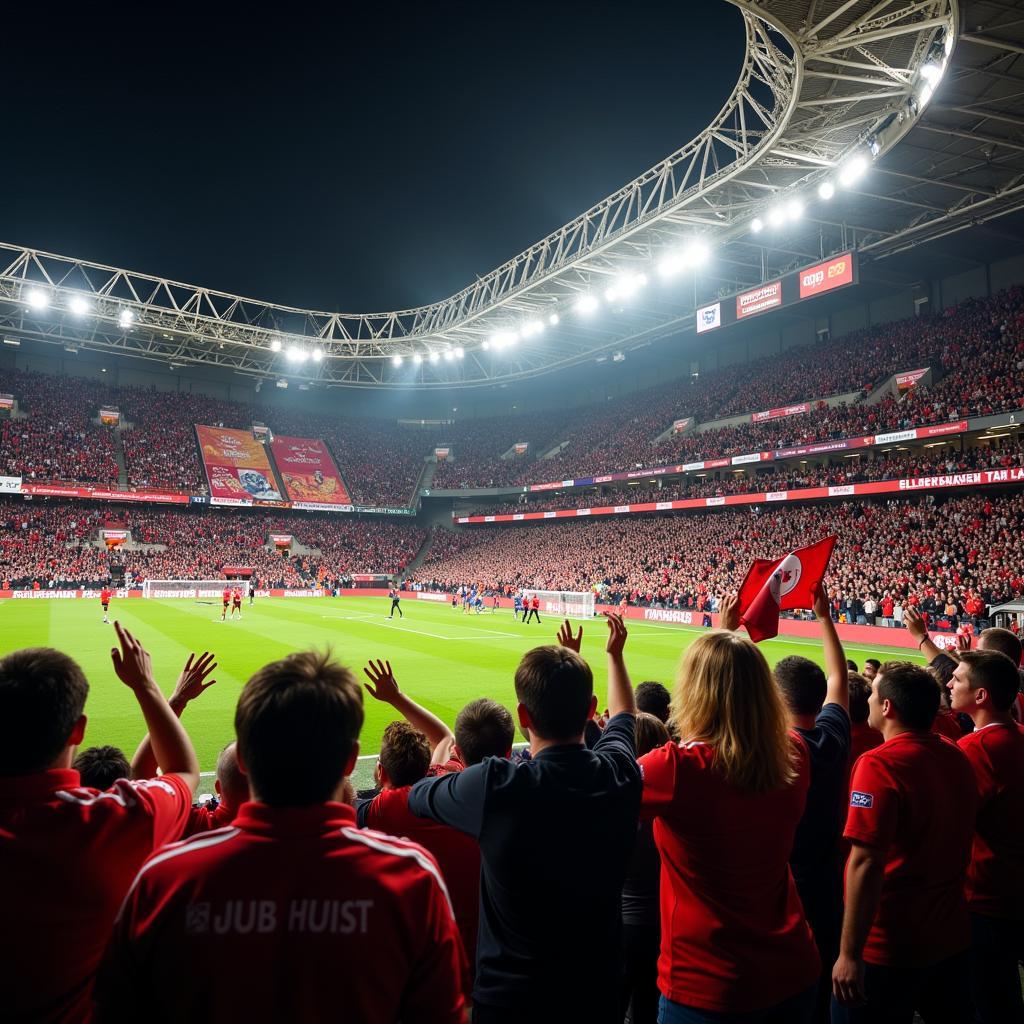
(141, 580), (231, 601)
(523, 589), (596, 618)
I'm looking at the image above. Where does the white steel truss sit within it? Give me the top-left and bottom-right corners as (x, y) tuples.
(0, 0), (960, 387)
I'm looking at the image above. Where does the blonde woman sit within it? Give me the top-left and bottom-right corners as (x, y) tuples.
(639, 611), (819, 1023)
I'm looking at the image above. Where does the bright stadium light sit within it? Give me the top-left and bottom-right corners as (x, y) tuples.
(482, 340), (490, 351)
(548, 313), (559, 326)
(455, 346), (464, 358)
(286, 346), (307, 363)
(917, 82), (935, 108)
(443, 348), (454, 361)
(26, 288), (49, 310)
(270, 338), (282, 352)
(818, 181), (835, 201)
(392, 354), (403, 367)
(682, 242), (709, 268)
(786, 199), (804, 221)
(919, 60), (944, 85)
(574, 294), (599, 315)
(838, 154), (869, 188)
(118, 309), (135, 328)
(768, 206), (786, 227)
(521, 320), (544, 338)
(608, 272), (647, 302)
(429, 350), (440, 364)
(491, 330), (518, 350)
(311, 348), (324, 362)
(658, 250), (685, 277)
(69, 295), (91, 316)
(413, 353), (423, 364)
(750, 217), (764, 234)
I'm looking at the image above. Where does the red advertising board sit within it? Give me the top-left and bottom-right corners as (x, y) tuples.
(736, 280), (782, 319)
(269, 435), (351, 507)
(196, 425), (283, 505)
(750, 402), (809, 423)
(799, 252), (855, 299)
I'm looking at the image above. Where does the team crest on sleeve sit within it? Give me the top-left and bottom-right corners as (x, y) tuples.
(850, 791), (874, 808)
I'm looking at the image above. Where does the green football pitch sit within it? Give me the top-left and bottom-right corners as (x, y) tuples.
(0, 595), (925, 773)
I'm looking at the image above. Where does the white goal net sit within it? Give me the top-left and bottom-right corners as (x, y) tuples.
(523, 589), (596, 618)
(141, 580), (236, 600)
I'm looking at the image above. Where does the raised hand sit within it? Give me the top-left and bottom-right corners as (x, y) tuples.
(812, 583), (830, 622)
(719, 593), (741, 632)
(170, 651), (218, 711)
(955, 632), (972, 653)
(603, 611), (627, 657)
(557, 619), (583, 653)
(363, 659), (401, 704)
(903, 605), (927, 642)
(110, 621), (156, 691)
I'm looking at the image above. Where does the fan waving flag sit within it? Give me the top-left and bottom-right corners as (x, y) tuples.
(736, 536), (836, 643)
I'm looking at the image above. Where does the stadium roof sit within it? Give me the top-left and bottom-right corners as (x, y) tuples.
(1, 0), (1021, 389)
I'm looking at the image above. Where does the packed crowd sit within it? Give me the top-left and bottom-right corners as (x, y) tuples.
(3, 567), (1022, 1022)
(0, 499), (427, 590)
(4, 289), (1023, 505)
(417, 492), (1024, 619)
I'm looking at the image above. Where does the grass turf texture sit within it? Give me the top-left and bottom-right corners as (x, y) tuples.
(0, 595), (926, 772)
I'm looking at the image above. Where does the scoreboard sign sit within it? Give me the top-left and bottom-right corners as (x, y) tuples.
(799, 253), (855, 299)
(736, 280), (782, 320)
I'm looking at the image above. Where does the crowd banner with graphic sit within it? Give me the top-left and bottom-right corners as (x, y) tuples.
(435, 447), (450, 461)
(0, 394), (14, 411)
(99, 407), (120, 426)
(896, 368), (929, 389)
(514, 443), (529, 455)
(269, 435), (351, 508)
(269, 533), (293, 547)
(672, 417), (694, 434)
(195, 425), (283, 505)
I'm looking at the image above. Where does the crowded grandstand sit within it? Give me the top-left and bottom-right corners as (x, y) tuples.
(3, 1), (1024, 1022)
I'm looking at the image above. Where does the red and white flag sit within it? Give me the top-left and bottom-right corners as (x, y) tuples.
(736, 536), (836, 643)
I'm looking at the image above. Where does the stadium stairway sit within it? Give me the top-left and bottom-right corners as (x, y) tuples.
(412, 455), (438, 502)
(112, 426), (128, 488)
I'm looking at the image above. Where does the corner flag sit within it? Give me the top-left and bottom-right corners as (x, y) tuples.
(736, 536), (836, 643)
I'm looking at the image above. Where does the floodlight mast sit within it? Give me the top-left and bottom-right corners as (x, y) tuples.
(0, 0), (958, 387)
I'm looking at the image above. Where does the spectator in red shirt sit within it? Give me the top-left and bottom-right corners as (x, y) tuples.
(183, 741), (248, 838)
(639, 598), (820, 1022)
(947, 650), (1024, 1021)
(72, 744), (130, 790)
(0, 624), (198, 1023)
(833, 661), (978, 1022)
(94, 649), (466, 1023)
(847, 674), (882, 771)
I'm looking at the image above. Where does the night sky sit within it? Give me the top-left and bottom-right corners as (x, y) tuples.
(4, 2), (744, 312)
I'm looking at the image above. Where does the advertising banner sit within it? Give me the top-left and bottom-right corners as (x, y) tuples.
(751, 402), (809, 423)
(798, 252), (855, 299)
(736, 280), (782, 319)
(896, 368), (929, 389)
(0, 476), (22, 493)
(269, 533), (293, 547)
(19, 482), (189, 504)
(696, 302), (721, 334)
(269, 435), (351, 507)
(672, 418), (693, 434)
(196, 425), (283, 504)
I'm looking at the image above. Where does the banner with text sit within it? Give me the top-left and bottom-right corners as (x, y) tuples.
(896, 368), (929, 389)
(751, 402), (810, 424)
(270, 435), (351, 508)
(196, 425), (283, 505)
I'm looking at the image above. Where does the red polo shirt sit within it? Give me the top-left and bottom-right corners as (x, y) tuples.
(958, 722), (1024, 920)
(94, 801), (466, 1023)
(845, 731), (978, 967)
(0, 769), (192, 1022)
(358, 785), (480, 970)
(638, 737), (819, 1013)
(184, 799), (236, 837)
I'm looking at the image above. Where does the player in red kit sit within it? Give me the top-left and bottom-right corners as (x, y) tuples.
(94, 650), (466, 1024)
(100, 586), (112, 624)
(231, 587), (242, 620)
(220, 586), (231, 621)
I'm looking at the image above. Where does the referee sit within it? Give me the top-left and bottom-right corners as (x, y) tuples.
(388, 586), (403, 619)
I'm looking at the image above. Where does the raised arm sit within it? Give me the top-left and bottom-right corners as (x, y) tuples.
(111, 623), (199, 792)
(904, 605), (958, 666)
(603, 612), (636, 718)
(363, 659), (456, 765)
(814, 585), (849, 712)
(131, 651), (217, 779)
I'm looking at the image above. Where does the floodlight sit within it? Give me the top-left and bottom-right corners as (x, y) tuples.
(750, 218), (764, 233)
(768, 206), (786, 227)
(574, 294), (599, 315)
(413, 353), (423, 364)
(818, 181), (835, 200)
(429, 350), (440, 364)
(26, 288), (49, 310)
(786, 199), (804, 220)
(838, 154), (868, 187)
(69, 296), (91, 316)
(548, 313), (559, 326)
(455, 346), (464, 358)
(392, 354), (403, 367)
(270, 338), (282, 352)
(118, 309), (135, 327)
(311, 348), (323, 362)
